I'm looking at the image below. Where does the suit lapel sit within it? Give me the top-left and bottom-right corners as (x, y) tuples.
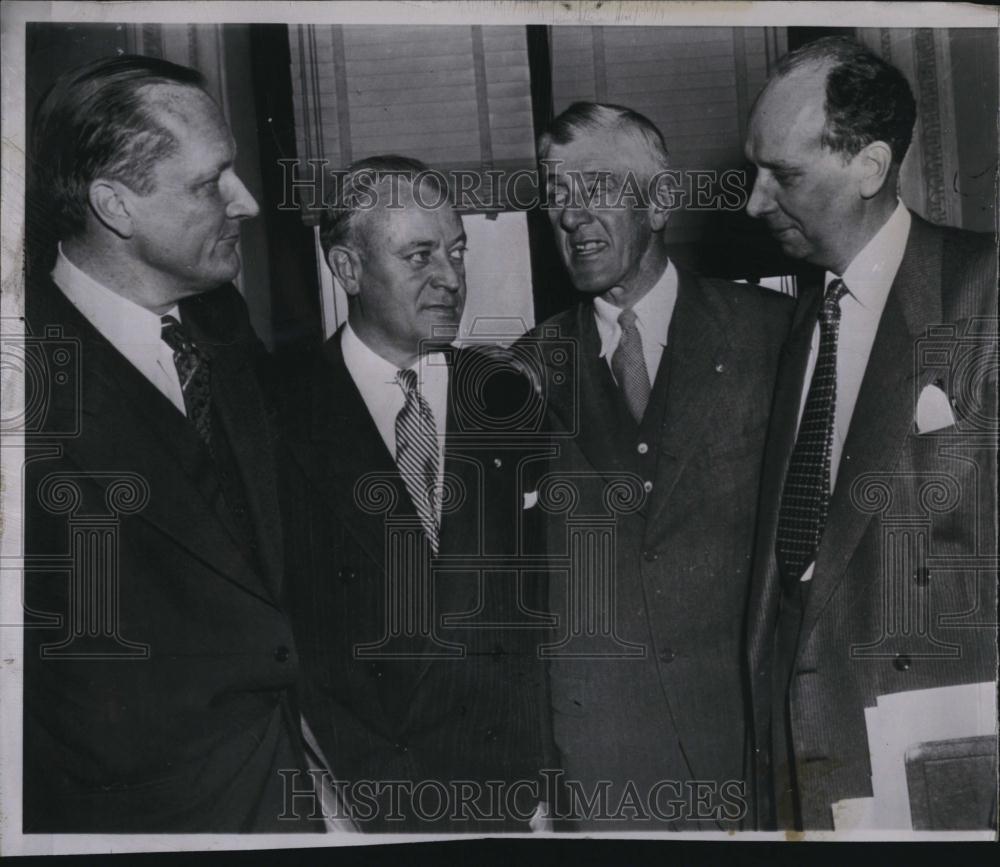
(746, 280), (823, 678)
(646, 269), (730, 527)
(801, 216), (944, 638)
(208, 343), (285, 602)
(300, 333), (414, 571)
(37, 281), (276, 605)
(545, 305), (636, 477)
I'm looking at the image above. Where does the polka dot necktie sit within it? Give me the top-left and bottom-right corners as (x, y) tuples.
(161, 315), (212, 446)
(611, 307), (651, 423)
(775, 278), (850, 587)
(395, 368), (440, 553)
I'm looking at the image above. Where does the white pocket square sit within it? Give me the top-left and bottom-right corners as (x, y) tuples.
(522, 490), (538, 510)
(915, 383), (956, 434)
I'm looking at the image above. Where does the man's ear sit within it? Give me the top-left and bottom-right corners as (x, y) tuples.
(647, 170), (676, 232)
(858, 140), (894, 199)
(327, 245), (363, 297)
(88, 179), (135, 238)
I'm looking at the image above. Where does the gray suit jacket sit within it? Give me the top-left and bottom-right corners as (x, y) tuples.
(527, 266), (793, 829)
(746, 214), (999, 830)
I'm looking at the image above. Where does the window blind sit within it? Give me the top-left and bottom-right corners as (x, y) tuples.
(288, 24), (536, 222)
(551, 26), (783, 243)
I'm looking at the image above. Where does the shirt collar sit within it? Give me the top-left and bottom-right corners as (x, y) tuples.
(51, 243), (178, 350)
(340, 320), (448, 390)
(593, 259), (678, 359)
(831, 200), (911, 310)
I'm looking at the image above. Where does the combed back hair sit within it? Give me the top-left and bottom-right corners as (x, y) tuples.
(537, 101), (671, 175)
(319, 154), (449, 258)
(31, 54), (207, 239)
(773, 36), (916, 165)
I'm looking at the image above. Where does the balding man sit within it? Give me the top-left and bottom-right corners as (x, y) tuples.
(743, 37), (997, 830)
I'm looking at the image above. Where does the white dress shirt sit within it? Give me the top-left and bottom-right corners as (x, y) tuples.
(795, 200), (911, 581)
(593, 259), (679, 387)
(340, 321), (449, 522)
(51, 244), (187, 415)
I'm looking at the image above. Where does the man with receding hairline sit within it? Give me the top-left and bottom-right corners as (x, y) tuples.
(24, 54), (319, 833)
(279, 156), (547, 832)
(743, 36), (997, 830)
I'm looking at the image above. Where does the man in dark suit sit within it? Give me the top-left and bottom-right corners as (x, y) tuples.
(743, 37), (997, 830)
(280, 156), (547, 832)
(23, 56), (319, 833)
(526, 103), (794, 830)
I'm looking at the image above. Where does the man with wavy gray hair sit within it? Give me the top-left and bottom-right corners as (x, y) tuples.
(743, 36), (997, 830)
(528, 102), (794, 830)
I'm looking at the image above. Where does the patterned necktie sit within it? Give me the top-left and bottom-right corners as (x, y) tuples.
(610, 307), (651, 423)
(161, 315), (212, 445)
(395, 368), (440, 553)
(775, 278), (851, 587)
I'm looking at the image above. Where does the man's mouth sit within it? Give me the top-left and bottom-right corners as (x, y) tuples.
(769, 225), (798, 238)
(569, 239), (606, 258)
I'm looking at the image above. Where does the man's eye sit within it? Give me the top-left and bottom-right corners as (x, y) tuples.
(408, 251), (431, 265)
(449, 247), (467, 263)
(551, 187), (569, 207)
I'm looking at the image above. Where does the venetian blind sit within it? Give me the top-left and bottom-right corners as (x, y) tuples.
(288, 24), (536, 222)
(551, 26), (783, 243)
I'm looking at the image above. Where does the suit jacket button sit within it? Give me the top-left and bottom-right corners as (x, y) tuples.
(643, 480), (653, 493)
(658, 647), (676, 663)
(273, 645), (290, 663)
(893, 653), (912, 672)
(643, 550), (658, 562)
(394, 740), (408, 753)
(637, 442), (649, 455)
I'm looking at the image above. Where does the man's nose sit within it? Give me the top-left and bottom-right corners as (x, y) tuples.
(433, 254), (463, 292)
(558, 204), (592, 233)
(225, 171), (260, 220)
(745, 170), (774, 220)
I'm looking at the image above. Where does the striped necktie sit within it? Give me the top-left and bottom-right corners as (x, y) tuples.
(610, 306), (651, 423)
(394, 368), (440, 553)
(775, 278), (851, 587)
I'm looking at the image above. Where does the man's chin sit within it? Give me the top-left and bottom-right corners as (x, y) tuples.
(566, 270), (612, 296)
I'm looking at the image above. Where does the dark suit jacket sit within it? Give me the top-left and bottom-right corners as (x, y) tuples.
(746, 214), (998, 829)
(279, 331), (549, 832)
(526, 266), (794, 830)
(23, 274), (318, 833)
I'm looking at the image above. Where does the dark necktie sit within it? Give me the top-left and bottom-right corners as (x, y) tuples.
(395, 368), (440, 553)
(610, 307), (651, 423)
(775, 278), (850, 587)
(161, 314), (212, 445)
